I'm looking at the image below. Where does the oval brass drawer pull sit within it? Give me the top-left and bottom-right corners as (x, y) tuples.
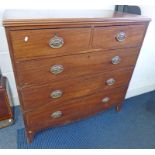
(111, 56), (121, 64)
(50, 64), (64, 75)
(116, 32), (126, 42)
(51, 111), (62, 119)
(49, 33), (64, 48)
(102, 97), (110, 103)
(50, 90), (63, 99)
(106, 78), (115, 86)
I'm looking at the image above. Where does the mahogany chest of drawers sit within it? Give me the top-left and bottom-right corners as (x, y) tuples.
(3, 10), (150, 143)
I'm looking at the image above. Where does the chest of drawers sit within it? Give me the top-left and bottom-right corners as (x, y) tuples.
(3, 10), (150, 143)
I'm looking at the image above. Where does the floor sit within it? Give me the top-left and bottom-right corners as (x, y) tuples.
(0, 90), (155, 149)
(0, 106), (24, 149)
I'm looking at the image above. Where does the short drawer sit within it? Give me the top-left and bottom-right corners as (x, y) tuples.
(24, 87), (127, 131)
(16, 47), (140, 87)
(93, 24), (146, 49)
(10, 28), (91, 60)
(21, 67), (133, 111)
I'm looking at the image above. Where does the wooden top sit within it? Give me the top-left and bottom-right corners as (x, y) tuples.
(3, 9), (151, 27)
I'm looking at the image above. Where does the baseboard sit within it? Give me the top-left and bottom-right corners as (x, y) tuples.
(126, 83), (155, 99)
(11, 95), (20, 106)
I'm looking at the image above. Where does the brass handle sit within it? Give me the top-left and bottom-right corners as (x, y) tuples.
(116, 32), (126, 42)
(111, 56), (121, 65)
(102, 97), (110, 103)
(49, 33), (64, 48)
(51, 111), (62, 119)
(50, 64), (64, 75)
(50, 90), (63, 99)
(106, 78), (115, 86)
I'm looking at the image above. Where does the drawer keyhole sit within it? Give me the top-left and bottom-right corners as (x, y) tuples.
(24, 36), (29, 42)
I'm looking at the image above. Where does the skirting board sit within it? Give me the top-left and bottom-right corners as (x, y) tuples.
(125, 83), (155, 99)
(11, 95), (20, 107)
(11, 83), (155, 106)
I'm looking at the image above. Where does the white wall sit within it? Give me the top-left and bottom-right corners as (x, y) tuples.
(125, 6), (155, 98)
(0, 1), (155, 106)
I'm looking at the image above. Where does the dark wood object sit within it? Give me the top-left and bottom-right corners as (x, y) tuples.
(0, 76), (14, 128)
(3, 10), (151, 143)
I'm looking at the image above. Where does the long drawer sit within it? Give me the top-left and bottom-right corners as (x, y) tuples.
(16, 47), (140, 87)
(93, 24), (146, 49)
(10, 28), (91, 60)
(24, 87), (127, 131)
(21, 67), (133, 111)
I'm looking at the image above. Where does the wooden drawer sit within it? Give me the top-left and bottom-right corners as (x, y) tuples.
(93, 25), (146, 49)
(25, 87), (126, 131)
(10, 28), (91, 60)
(16, 47), (140, 87)
(21, 67), (133, 111)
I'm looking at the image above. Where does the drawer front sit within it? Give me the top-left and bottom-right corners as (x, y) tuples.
(25, 87), (126, 130)
(16, 48), (139, 87)
(10, 28), (91, 60)
(21, 67), (133, 111)
(93, 25), (146, 49)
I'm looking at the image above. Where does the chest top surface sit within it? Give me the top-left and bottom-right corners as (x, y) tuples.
(3, 9), (151, 27)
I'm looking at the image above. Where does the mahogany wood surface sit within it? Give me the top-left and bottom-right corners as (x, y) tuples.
(0, 77), (13, 121)
(93, 24), (146, 49)
(3, 10), (151, 27)
(21, 67), (133, 111)
(10, 28), (91, 60)
(24, 87), (127, 131)
(16, 48), (140, 87)
(3, 10), (150, 143)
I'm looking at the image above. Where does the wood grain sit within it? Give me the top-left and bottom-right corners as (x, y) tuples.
(3, 10), (151, 27)
(24, 86), (127, 131)
(16, 47), (140, 87)
(3, 10), (150, 143)
(21, 67), (133, 111)
(0, 77), (13, 121)
(93, 24), (146, 49)
(10, 28), (91, 60)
